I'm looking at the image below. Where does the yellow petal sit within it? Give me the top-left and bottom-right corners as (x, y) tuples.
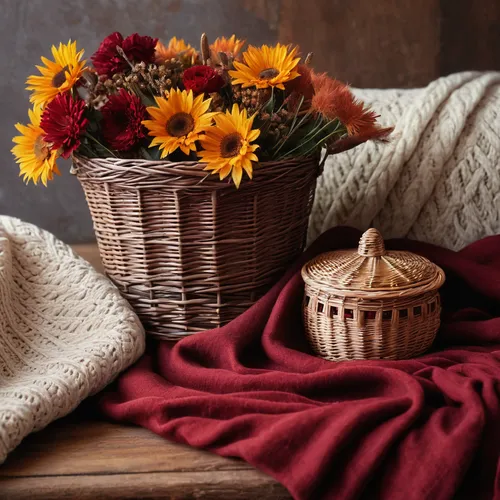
(231, 166), (243, 188)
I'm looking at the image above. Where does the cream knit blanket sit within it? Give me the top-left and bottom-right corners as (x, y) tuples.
(0, 216), (145, 463)
(310, 72), (500, 250)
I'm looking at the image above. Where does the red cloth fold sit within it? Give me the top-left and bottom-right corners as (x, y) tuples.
(99, 227), (500, 500)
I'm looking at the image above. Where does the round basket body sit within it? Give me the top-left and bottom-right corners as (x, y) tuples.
(302, 229), (445, 361)
(73, 156), (318, 340)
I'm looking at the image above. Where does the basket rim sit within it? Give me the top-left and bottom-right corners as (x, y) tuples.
(72, 154), (320, 189)
(72, 154), (318, 171)
(302, 264), (445, 299)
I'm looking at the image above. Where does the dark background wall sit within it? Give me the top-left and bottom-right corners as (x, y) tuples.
(2, 0), (500, 243)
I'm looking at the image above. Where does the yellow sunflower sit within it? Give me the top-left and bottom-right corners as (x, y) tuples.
(11, 106), (60, 186)
(228, 43), (300, 90)
(210, 35), (245, 60)
(199, 104), (260, 188)
(26, 40), (86, 108)
(155, 37), (197, 63)
(143, 89), (216, 157)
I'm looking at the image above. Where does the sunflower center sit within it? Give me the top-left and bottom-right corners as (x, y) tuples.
(52, 65), (69, 88)
(220, 133), (243, 158)
(259, 68), (280, 80)
(33, 136), (50, 161)
(166, 112), (195, 137)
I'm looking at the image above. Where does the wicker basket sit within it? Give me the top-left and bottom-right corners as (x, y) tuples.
(73, 155), (319, 340)
(302, 228), (445, 361)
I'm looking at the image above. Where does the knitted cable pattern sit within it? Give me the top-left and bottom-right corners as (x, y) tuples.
(0, 216), (145, 463)
(310, 72), (500, 250)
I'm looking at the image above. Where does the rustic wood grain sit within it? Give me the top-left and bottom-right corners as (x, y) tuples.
(0, 420), (250, 478)
(440, 0), (500, 75)
(0, 245), (291, 499)
(279, 0), (440, 88)
(0, 419), (290, 500)
(0, 469), (289, 500)
(243, 0), (281, 30)
(0, 415), (290, 500)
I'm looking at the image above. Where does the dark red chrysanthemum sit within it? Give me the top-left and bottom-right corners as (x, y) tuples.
(91, 32), (127, 77)
(121, 33), (157, 66)
(101, 89), (147, 151)
(91, 32), (158, 78)
(182, 65), (225, 95)
(40, 92), (88, 159)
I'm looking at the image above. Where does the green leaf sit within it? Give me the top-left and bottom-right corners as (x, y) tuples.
(262, 87), (275, 113)
(146, 145), (162, 160)
(138, 147), (153, 160)
(83, 133), (118, 158)
(130, 83), (157, 107)
(275, 118), (346, 160)
(84, 108), (103, 137)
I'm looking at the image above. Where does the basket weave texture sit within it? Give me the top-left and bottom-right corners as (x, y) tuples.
(73, 156), (318, 340)
(302, 228), (445, 361)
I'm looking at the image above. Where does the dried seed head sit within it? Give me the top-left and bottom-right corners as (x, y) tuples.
(257, 88), (272, 105)
(115, 46), (134, 69)
(76, 85), (91, 102)
(218, 51), (229, 66)
(81, 70), (98, 87)
(201, 33), (210, 64)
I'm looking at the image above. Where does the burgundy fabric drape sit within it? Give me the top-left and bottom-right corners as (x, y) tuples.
(99, 227), (500, 500)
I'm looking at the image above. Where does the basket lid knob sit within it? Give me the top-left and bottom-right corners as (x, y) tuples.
(358, 228), (386, 257)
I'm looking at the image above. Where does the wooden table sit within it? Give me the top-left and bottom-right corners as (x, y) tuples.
(0, 245), (290, 500)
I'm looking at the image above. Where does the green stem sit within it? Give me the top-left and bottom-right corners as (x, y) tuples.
(85, 133), (118, 158)
(272, 96), (306, 158)
(272, 107), (318, 159)
(277, 118), (337, 159)
(282, 124), (345, 160)
(292, 115), (325, 145)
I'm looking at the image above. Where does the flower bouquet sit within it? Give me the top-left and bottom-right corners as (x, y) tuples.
(12, 32), (391, 339)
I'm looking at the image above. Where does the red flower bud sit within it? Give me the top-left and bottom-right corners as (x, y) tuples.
(182, 65), (225, 95)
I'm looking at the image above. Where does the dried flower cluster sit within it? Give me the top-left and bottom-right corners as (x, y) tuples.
(13, 32), (391, 188)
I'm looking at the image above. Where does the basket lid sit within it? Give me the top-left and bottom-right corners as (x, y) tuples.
(302, 228), (445, 296)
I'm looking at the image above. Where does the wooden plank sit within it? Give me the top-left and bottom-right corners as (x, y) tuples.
(0, 420), (252, 477)
(0, 469), (290, 500)
(0, 401), (290, 500)
(278, 0), (440, 88)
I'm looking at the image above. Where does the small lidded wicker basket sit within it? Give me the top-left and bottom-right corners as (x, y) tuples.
(302, 228), (446, 361)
